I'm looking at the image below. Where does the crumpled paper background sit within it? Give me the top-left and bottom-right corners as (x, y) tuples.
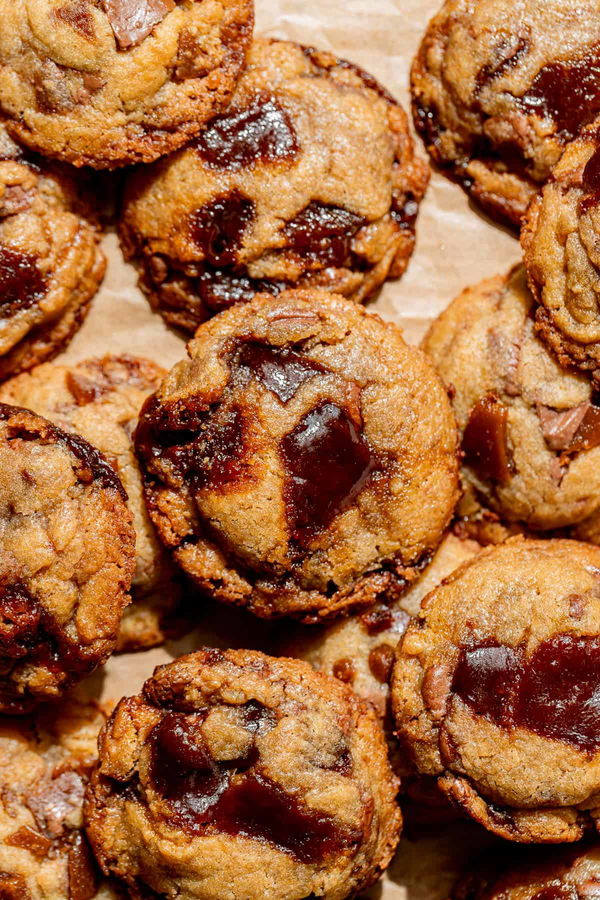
(60, 0), (520, 895)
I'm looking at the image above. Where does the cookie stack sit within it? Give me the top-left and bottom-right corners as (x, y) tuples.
(1, 0), (600, 898)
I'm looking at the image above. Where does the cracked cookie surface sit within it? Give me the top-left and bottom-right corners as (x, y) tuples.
(412, 0), (600, 227)
(0, 403), (135, 712)
(0, 696), (119, 900)
(0, 127), (105, 378)
(134, 289), (459, 622)
(392, 538), (600, 843)
(422, 266), (600, 532)
(120, 38), (429, 332)
(522, 125), (600, 387)
(0, 0), (254, 168)
(85, 648), (401, 900)
(0, 355), (186, 653)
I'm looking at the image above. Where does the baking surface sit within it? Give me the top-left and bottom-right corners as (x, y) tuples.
(58, 0), (518, 894)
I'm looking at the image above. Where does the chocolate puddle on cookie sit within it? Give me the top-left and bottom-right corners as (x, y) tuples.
(283, 202), (366, 268)
(451, 633), (600, 752)
(0, 246), (47, 318)
(230, 341), (328, 403)
(149, 707), (356, 862)
(280, 401), (378, 547)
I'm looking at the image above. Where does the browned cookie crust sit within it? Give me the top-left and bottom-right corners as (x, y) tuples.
(0, 403), (135, 713)
(522, 125), (600, 387)
(0, 355), (188, 653)
(85, 649), (401, 900)
(134, 290), (459, 622)
(422, 266), (600, 532)
(412, 0), (600, 228)
(453, 844), (600, 900)
(392, 538), (600, 843)
(0, 128), (105, 379)
(0, 697), (120, 900)
(120, 38), (429, 333)
(0, 0), (254, 169)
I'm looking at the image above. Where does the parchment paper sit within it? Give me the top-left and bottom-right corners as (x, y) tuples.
(58, 1), (521, 894)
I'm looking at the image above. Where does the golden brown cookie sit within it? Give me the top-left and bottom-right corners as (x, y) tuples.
(522, 125), (600, 387)
(0, 0), (254, 168)
(0, 696), (120, 899)
(85, 649), (401, 900)
(0, 403), (135, 712)
(0, 127), (105, 379)
(412, 0), (600, 227)
(134, 290), (459, 622)
(392, 538), (600, 843)
(422, 266), (600, 532)
(120, 38), (429, 332)
(0, 355), (188, 653)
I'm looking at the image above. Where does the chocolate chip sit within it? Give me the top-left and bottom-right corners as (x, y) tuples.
(0, 873), (32, 900)
(231, 341), (327, 404)
(461, 395), (512, 483)
(5, 825), (51, 860)
(101, 0), (175, 50)
(332, 657), (355, 684)
(368, 643), (395, 684)
(188, 191), (255, 267)
(67, 832), (99, 900)
(360, 604), (394, 636)
(0, 246), (47, 319)
(283, 202), (365, 268)
(0, 581), (42, 659)
(538, 403), (590, 451)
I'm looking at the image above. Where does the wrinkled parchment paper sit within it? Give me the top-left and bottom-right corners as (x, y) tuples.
(60, 1), (522, 894)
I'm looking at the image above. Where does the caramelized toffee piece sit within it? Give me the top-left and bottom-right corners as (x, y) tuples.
(0, 403), (134, 711)
(522, 127), (600, 387)
(0, 356), (186, 653)
(85, 649), (401, 900)
(411, 0), (600, 227)
(134, 289), (459, 621)
(119, 38), (429, 332)
(0, 0), (253, 168)
(392, 539), (600, 843)
(0, 128), (105, 378)
(0, 698), (113, 900)
(422, 266), (600, 532)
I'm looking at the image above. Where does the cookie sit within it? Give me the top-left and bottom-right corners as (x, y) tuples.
(0, 355), (187, 653)
(282, 532), (482, 720)
(0, 127), (105, 379)
(0, 0), (254, 169)
(422, 266), (600, 532)
(522, 125), (600, 387)
(453, 845), (600, 900)
(120, 38), (429, 333)
(85, 648), (401, 900)
(392, 538), (600, 843)
(134, 289), (459, 622)
(0, 403), (135, 712)
(411, 0), (600, 227)
(0, 696), (119, 899)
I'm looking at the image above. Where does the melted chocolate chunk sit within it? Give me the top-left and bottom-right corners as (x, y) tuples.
(520, 46), (600, 139)
(0, 873), (31, 900)
(67, 833), (98, 900)
(582, 144), (600, 212)
(197, 269), (285, 314)
(280, 401), (376, 547)
(452, 633), (600, 752)
(54, 1), (96, 39)
(0, 246), (47, 319)
(368, 643), (396, 684)
(283, 202), (365, 267)
(0, 582), (42, 659)
(5, 825), (51, 860)
(541, 400), (600, 454)
(209, 773), (356, 863)
(233, 341), (326, 403)
(101, 0), (174, 50)
(59, 429), (128, 499)
(475, 35), (530, 93)
(461, 396), (512, 483)
(196, 96), (299, 169)
(189, 192), (255, 267)
(532, 888), (578, 900)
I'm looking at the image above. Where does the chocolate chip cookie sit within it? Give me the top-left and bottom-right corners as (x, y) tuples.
(0, 355), (187, 653)
(453, 844), (600, 900)
(0, 403), (135, 712)
(412, 0), (600, 227)
(392, 538), (600, 843)
(120, 38), (429, 332)
(422, 266), (600, 532)
(134, 290), (459, 622)
(0, 128), (105, 379)
(0, 696), (118, 899)
(0, 0), (254, 168)
(522, 125), (600, 389)
(85, 648), (401, 900)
